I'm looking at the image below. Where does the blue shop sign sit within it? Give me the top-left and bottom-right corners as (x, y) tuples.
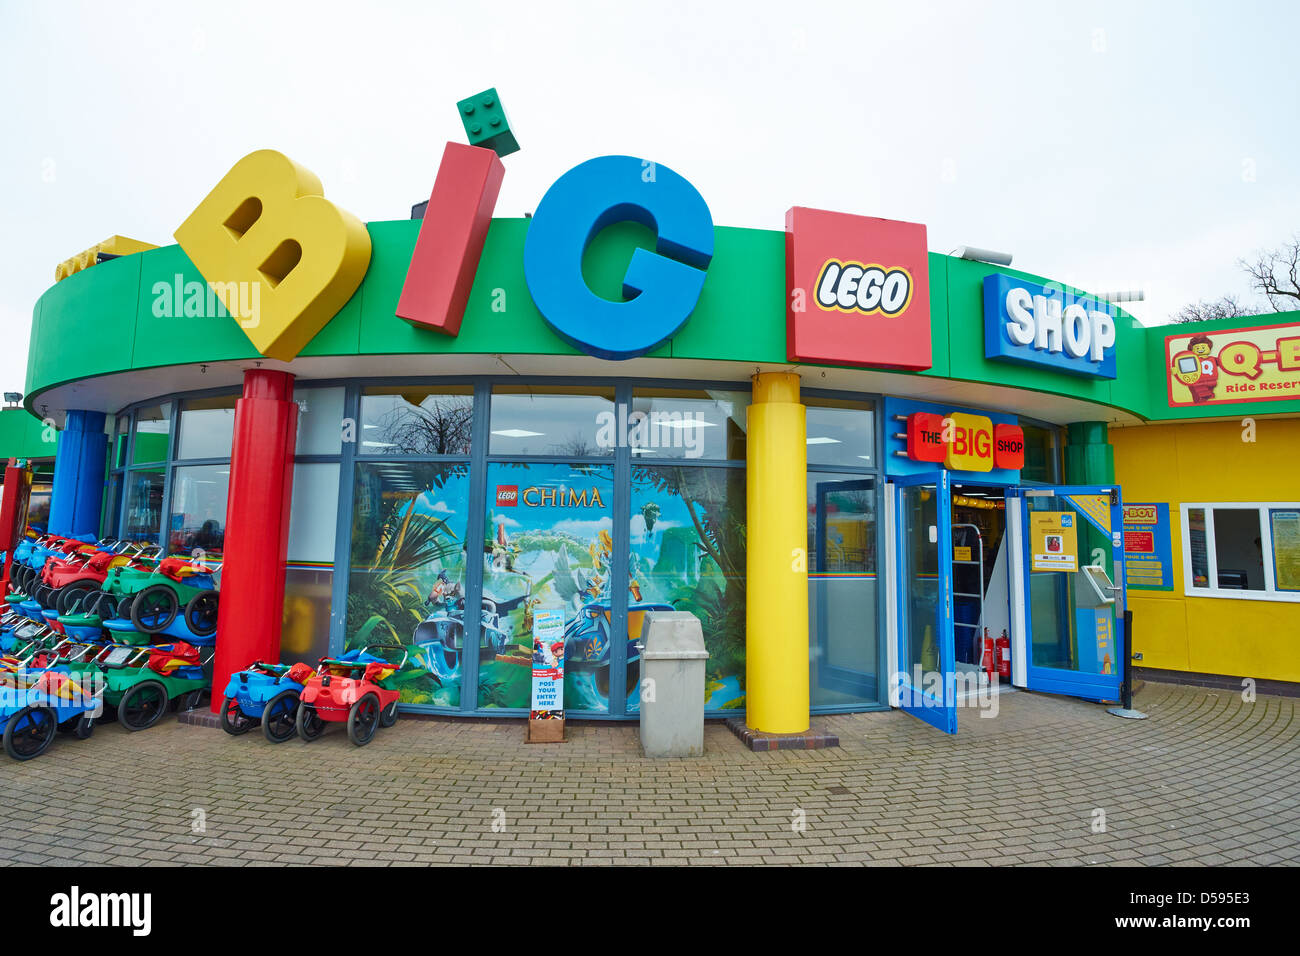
(983, 274), (1118, 379)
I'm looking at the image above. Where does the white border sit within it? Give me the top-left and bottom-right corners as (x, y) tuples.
(1179, 501), (1300, 604)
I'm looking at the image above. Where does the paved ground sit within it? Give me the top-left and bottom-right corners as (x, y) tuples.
(1, 681), (1295, 866)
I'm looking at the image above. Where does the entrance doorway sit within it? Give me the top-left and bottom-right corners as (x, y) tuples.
(951, 483), (1012, 700)
(888, 476), (1127, 733)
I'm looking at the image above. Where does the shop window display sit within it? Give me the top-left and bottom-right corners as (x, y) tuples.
(360, 387), (473, 456)
(481, 462), (616, 712)
(629, 465), (747, 712)
(346, 461), (471, 707)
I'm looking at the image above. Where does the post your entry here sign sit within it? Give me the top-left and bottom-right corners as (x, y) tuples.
(530, 605), (566, 719)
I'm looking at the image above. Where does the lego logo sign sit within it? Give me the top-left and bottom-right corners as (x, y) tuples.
(787, 207), (931, 371)
(816, 261), (913, 316)
(495, 485), (518, 507)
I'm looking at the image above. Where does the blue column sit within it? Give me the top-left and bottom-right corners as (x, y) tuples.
(48, 410), (108, 537)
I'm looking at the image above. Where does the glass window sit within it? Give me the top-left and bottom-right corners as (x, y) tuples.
(123, 467), (166, 542)
(489, 386), (615, 457)
(360, 386), (473, 456)
(1210, 508), (1264, 591)
(628, 388), (748, 461)
(113, 415), (130, 468)
(294, 387), (346, 456)
(805, 397), (875, 468)
(167, 464), (229, 555)
(1182, 504), (1300, 599)
(177, 396), (236, 460)
(1020, 424), (1058, 483)
(102, 474), (123, 539)
(131, 403), (172, 464)
(283, 568), (334, 667)
(484, 462), (617, 713)
(1187, 507), (1209, 587)
(807, 473), (879, 708)
(27, 484), (52, 532)
(1269, 509), (1300, 592)
(283, 462), (342, 668)
(287, 464), (340, 563)
(347, 461), (472, 709)
(629, 464), (746, 713)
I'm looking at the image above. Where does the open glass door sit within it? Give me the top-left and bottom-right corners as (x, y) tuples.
(1014, 485), (1125, 702)
(892, 471), (956, 734)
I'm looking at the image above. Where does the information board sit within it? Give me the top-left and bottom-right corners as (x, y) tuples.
(1122, 502), (1174, 591)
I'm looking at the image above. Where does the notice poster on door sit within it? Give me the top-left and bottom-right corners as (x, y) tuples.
(1065, 494), (1112, 534)
(1031, 512), (1078, 572)
(1122, 502), (1173, 591)
(529, 605), (566, 719)
(1270, 510), (1300, 592)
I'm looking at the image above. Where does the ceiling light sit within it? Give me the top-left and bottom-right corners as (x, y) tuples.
(656, 420), (717, 430)
(490, 428), (544, 438)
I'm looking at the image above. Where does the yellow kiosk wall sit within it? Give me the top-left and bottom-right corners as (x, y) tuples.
(1111, 418), (1300, 683)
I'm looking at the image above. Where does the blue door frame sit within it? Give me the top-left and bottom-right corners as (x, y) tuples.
(1013, 484), (1126, 703)
(892, 470), (956, 734)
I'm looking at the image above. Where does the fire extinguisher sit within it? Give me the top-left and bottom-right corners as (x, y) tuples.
(982, 627), (996, 679)
(996, 628), (1011, 679)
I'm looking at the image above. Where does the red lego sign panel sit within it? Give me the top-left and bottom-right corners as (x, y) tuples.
(906, 412), (947, 463)
(992, 424), (1026, 470)
(786, 206), (931, 370)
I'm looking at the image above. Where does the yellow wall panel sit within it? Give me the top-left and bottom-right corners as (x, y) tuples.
(1112, 418), (1300, 683)
(1127, 595), (1190, 671)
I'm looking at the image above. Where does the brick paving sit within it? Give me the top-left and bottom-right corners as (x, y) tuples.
(0, 681), (1295, 866)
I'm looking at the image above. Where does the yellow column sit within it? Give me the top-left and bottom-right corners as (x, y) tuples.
(746, 372), (808, 733)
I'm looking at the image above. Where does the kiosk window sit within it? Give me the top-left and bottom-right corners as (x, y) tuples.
(1182, 503), (1300, 601)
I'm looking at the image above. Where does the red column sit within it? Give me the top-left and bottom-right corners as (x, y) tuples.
(0, 459), (30, 591)
(211, 370), (298, 712)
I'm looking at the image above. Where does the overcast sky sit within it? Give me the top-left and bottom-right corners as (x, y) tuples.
(2, 0), (1298, 394)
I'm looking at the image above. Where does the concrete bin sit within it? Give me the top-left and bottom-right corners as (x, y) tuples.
(638, 611), (710, 757)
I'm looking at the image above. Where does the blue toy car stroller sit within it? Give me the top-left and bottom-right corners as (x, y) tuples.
(221, 660), (315, 743)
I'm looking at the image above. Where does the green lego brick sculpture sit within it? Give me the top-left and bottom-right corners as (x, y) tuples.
(457, 88), (519, 157)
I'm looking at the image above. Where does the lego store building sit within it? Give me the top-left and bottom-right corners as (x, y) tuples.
(3, 108), (1298, 736)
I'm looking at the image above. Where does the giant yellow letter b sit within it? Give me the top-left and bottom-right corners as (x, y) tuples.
(175, 149), (372, 361)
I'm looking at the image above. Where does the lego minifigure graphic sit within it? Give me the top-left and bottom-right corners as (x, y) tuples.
(425, 569), (461, 609)
(1172, 334), (1219, 403)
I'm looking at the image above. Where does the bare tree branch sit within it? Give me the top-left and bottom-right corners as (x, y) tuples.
(1169, 295), (1249, 324)
(1239, 235), (1300, 312)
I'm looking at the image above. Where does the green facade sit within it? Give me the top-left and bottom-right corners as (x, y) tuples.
(18, 218), (1300, 426)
